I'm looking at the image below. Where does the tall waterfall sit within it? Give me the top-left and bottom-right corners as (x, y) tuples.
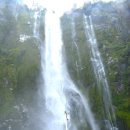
(44, 10), (67, 130)
(42, 10), (99, 130)
(84, 15), (117, 130)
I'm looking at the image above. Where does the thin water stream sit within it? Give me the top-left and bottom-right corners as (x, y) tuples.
(84, 15), (118, 130)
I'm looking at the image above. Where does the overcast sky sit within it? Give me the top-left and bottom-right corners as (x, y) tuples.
(23, 0), (117, 15)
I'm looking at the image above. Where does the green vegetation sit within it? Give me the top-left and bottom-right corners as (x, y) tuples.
(0, 1), (45, 129)
(61, 1), (130, 129)
(92, 1), (130, 129)
(0, 0), (130, 130)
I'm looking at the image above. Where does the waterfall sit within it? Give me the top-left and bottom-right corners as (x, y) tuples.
(71, 17), (82, 69)
(33, 10), (43, 43)
(33, 11), (39, 36)
(42, 10), (99, 130)
(44, 10), (67, 130)
(83, 15), (118, 130)
(71, 16), (82, 79)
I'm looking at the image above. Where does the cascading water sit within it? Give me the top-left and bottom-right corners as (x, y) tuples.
(83, 15), (118, 130)
(33, 11), (39, 36)
(44, 10), (67, 130)
(42, 10), (99, 130)
(33, 10), (43, 44)
(71, 17), (82, 71)
(70, 16), (83, 83)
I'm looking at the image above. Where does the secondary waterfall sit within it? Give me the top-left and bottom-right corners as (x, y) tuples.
(42, 10), (99, 130)
(71, 17), (82, 70)
(33, 11), (39, 37)
(84, 15), (118, 130)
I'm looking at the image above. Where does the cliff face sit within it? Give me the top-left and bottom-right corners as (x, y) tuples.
(0, 0), (130, 130)
(90, 1), (130, 129)
(88, 1), (130, 129)
(0, 1), (45, 130)
(61, 1), (130, 129)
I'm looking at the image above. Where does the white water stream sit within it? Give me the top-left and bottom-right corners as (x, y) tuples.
(44, 10), (67, 130)
(71, 17), (82, 75)
(84, 15), (117, 130)
(42, 10), (99, 130)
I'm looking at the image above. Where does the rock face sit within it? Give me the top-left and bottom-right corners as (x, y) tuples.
(85, 1), (130, 130)
(0, 0), (130, 130)
(61, 1), (130, 130)
(0, 1), (45, 130)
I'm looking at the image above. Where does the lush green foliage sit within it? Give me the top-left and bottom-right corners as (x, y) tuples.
(0, 2), (43, 129)
(0, 0), (130, 130)
(61, 1), (130, 129)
